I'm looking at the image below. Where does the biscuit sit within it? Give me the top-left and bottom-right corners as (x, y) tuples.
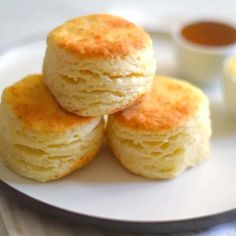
(0, 75), (104, 182)
(107, 76), (211, 179)
(222, 55), (236, 117)
(43, 14), (156, 117)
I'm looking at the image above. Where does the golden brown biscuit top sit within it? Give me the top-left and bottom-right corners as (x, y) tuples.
(48, 14), (151, 58)
(2, 75), (94, 132)
(113, 76), (205, 131)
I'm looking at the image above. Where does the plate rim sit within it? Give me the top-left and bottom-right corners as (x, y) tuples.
(0, 34), (235, 234)
(1, 180), (236, 234)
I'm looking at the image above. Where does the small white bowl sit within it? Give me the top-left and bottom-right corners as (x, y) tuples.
(222, 55), (236, 117)
(172, 19), (236, 86)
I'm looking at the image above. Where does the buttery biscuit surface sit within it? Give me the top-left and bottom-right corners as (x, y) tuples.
(48, 14), (151, 58)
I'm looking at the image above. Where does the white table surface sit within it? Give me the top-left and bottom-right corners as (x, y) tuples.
(0, 193), (7, 236)
(1, 0), (236, 235)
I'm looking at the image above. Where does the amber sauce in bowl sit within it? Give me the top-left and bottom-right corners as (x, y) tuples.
(173, 20), (236, 86)
(181, 21), (236, 47)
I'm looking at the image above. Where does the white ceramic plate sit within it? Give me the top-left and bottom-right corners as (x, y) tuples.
(0, 36), (236, 234)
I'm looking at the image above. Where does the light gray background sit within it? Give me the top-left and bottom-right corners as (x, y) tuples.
(1, 0), (236, 47)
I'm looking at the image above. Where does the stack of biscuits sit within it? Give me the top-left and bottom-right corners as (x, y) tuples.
(0, 14), (211, 182)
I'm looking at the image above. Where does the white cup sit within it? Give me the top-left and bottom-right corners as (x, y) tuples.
(172, 19), (236, 86)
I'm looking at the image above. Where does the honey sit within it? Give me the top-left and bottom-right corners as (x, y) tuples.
(181, 21), (236, 46)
